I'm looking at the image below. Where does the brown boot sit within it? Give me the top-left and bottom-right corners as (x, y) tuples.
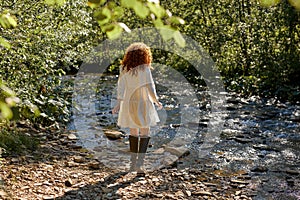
(129, 135), (139, 172)
(136, 137), (150, 176)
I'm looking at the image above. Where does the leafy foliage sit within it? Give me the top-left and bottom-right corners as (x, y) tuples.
(0, 0), (103, 125)
(0, 0), (299, 130)
(159, 0), (300, 101)
(87, 0), (186, 46)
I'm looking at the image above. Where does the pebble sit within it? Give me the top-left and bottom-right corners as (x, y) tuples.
(185, 190), (192, 196)
(230, 179), (249, 184)
(2, 93), (300, 199)
(0, 190), (7, 198)
(65, 179), (73, 187)
(73, 156), (85, 163)
(88, 161), (101, 169)
(104, 130), (124, 140)
(251, 166), (268, 173)
(43, 195), (55, 200)
(67, 133), (77, 140)
(194, 191), (212, 196)
(285, 169), (299, 175)
(234, 137), (252, 144)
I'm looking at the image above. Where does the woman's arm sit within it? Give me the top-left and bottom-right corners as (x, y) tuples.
(112, 67), (125, 114)
(145, 68), (163, 109)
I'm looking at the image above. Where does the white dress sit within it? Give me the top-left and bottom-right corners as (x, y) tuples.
(117, 66), (160, 128)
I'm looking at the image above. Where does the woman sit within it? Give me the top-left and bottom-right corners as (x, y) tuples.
(112, 42), (162, 176)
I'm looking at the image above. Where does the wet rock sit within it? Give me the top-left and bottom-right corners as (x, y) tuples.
(234, 137), (252, 144)
(170, 124), (181, 128)
(161, 154), (178, 167)
(226, 105), (238, 110)
(252, 144), (277, 151)
(285, 169), (299, 175)
(67, 144), (83, 149)
(153, 148), (164, 154)
(286, 179), (294, 187)
(164, 146), (190, 157)
(221, 129), (243, 136)
(251, 166), (268, 173)
(104, 130), (124, 140)
(67, 133), (77, 140)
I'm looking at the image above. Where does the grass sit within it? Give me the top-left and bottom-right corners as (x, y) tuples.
(0, 127), (39, 156)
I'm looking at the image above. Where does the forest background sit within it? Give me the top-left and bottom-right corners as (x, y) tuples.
(0, 0), (299, 154)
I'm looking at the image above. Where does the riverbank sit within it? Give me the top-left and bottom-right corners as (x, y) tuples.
(1, 93), (299, 199)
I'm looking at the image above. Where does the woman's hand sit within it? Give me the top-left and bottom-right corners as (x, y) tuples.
(112, 104), (120, 114)
(156, 101), (163, 110)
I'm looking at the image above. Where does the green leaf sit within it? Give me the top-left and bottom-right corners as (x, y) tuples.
(133, 1), (149, 19)
(88, 0), (106, 3)
(173, 31), (186, 47)
(169, 16), (185, 25)
(121, 0), (136, 8)
(6, 15), (17, 27)
(0, 37), (11, 49)
(259, 0), (281, 7)
(147, 2), (165, 18)
(56, 0), (66, 6)
(289, 0), (300, 10)
(106, 24), (123, 40)
(112, 6), (124, 18)
(159, 26), (176, 41)
(0, 102), (13, 119)
(95, 7), (111, 25)
(1, 85), (15, 97)
(153, 18), (164, 27)
(45, 0), (56, 5)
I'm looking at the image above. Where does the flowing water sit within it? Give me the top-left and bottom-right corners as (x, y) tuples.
(67, 74), (300, 199)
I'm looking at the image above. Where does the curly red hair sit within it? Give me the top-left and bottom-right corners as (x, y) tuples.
(121, 42), (152, 74)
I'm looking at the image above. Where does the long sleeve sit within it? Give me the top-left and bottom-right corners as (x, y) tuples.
(145, 67), (159, 104)
(117, 68), (125, 100)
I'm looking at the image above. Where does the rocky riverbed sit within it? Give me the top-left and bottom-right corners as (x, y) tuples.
(0, 74), (299, 199)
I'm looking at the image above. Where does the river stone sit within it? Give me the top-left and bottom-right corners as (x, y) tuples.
(161, 154), (178, 167)
(222, 129), (243, 136)
(88, 161), (101, 170)
(285, 169), (299, 175)
(67, 133), (77, 140)
(193, 191), (212, 196)
(104, 130), (124, 139)
(73, 156), (85, 163)
(230, 179), (249, 184)
(234, 137), (252, 144)
(43, 195), (55, 200)
(251, 166), (268, 173)
(164, 146), (190, 157)
(153, 148), (165, 154)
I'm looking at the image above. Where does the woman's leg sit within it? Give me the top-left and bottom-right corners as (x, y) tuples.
(139, 127), (150, 137)
(129, 128), (139, 171)
(130, 128), (139, 137)
(136, 127), (150, 176)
